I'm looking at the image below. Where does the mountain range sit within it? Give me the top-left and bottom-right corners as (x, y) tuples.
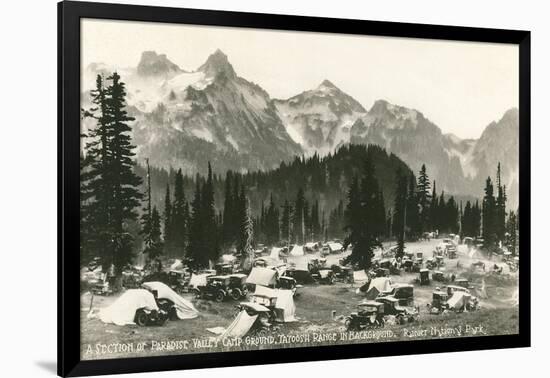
(81, 49), (519, 205)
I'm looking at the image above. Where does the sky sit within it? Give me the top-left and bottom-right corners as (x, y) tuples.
(81, 18), (519, 139)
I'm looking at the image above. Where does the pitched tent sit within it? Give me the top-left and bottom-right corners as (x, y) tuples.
(353, 270), (369, 282)
(170, 259), (183, 270)
(188, 273), (212, 289)
(327, 242), (343, 253)
(370, 277), (392, 293)
(254, 285), (297, 322)
(142, 281), (199, 319)
(270, 247), (282, 260)
(447, 291), (471, 310)
(364, 286), (380, 300)
(220, 310), (259, 338)
(246, 267), (278, 287)
(290, 245), (304, 256)
(99, 289), (158, 326)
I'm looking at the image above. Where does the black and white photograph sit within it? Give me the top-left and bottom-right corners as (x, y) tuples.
(77, 16), (523, 362)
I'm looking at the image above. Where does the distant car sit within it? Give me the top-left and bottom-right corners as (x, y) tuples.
(195, 274), (248, 302)
(376, 296), (417, 324)
(378, 284), (414, 306)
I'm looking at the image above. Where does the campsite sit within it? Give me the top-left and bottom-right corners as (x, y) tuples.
(80, 237), (519, 360)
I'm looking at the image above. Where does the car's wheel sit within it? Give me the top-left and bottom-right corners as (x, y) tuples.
(168, 307), (178, 321)
(231, 289), (241, 301)
(344, 318), (353, 331)
(193, 289), (201, 299)
(215, 290), (225, 302)
(135, 309), (149, 327)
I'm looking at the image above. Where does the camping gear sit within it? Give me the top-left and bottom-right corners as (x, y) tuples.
(247, 267), (278, 287)
(254, 285), (297, 322)
(142, 281), (199, 319)
(290, 245), (304, 256)
(99, 289), (159, 326)
(419, 269), (430, 285)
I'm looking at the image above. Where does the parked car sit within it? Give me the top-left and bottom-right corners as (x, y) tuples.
(419, 269), (430, 285)
(344, 301), (385, 330)
(134, 297), (176, 327)
(429, 290), (449, 313)
(376, 296), (417, 324)
(195, 274), (248, 302)
(378, 284), (414, 306)
(314, 268), (335, 284)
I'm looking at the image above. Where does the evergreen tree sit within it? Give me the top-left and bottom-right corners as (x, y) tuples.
(393, 170), (408, 258)
(221, 171), (234, 246)
(429, 181), (438, 232)
(280, 200), (293, 246)
(172, 169), (187, 256)
(505, 210), (519, 256)
(163, 184), (173, 256)
(187, 179), (205, 269)
(416, 164), (431, 233)
(482, 177), (498, 253)
(265, 194), (280, 245)
(237, 195), (254, 260)
(345, 158), (384, 269)
(201, 162), (219, 262)
(406, 174), (421, 240)
(495, 163), (507, 241)
(81, 75), (112, 268)
(105, 72), (143, 275)
(292, 188), (306, 244)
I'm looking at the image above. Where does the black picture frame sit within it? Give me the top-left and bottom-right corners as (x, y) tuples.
(58, 1), (531, 376)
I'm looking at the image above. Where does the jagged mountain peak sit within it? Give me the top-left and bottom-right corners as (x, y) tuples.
(198, 49), (236, 79)
(137, 51), (182, 77)
(317, 79), (339, 90)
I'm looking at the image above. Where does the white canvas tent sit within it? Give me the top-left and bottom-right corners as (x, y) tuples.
(99, 289), (158, 326)
(142, 281), (199, 319)
(188, 273), (212, 289)
(327, 242), (343, 253)
(246, 267), (278, 287)
(254, 285), (297, 322)
(447, 291), (471, 310)
(370, 277), (392, 293)
(290, 245), (304, 256)
(353, 270), (369, 282)
(270, 247), (282, 260)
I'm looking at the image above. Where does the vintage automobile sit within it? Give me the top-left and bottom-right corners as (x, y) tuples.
(134, 296), (177, 327)
(471, 260), (486, 271)
(376, 296), (417, 324)
(454, 278), (470, 289)
(378, 284), (414, 306)
(419, 269), (430, 285)
(374, 267), (390, 278)
(314, 268), (335, 284)
(425, 257), (437, 270)
(331, 265), (354, 283)
(402, 258), (414, 272)
(446, 245), (457, 259)
(429, 289), (450, 313)
(215, 263), (234, 275)
(167, 269), (190, 293)
(228, 274), (249, 300)
(445, 285), (471, 296)
(195, 274), (248, 302)
(432, 270), (449, 283)
(277, 275), (297, 291)
(344, 301), (385, 330)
